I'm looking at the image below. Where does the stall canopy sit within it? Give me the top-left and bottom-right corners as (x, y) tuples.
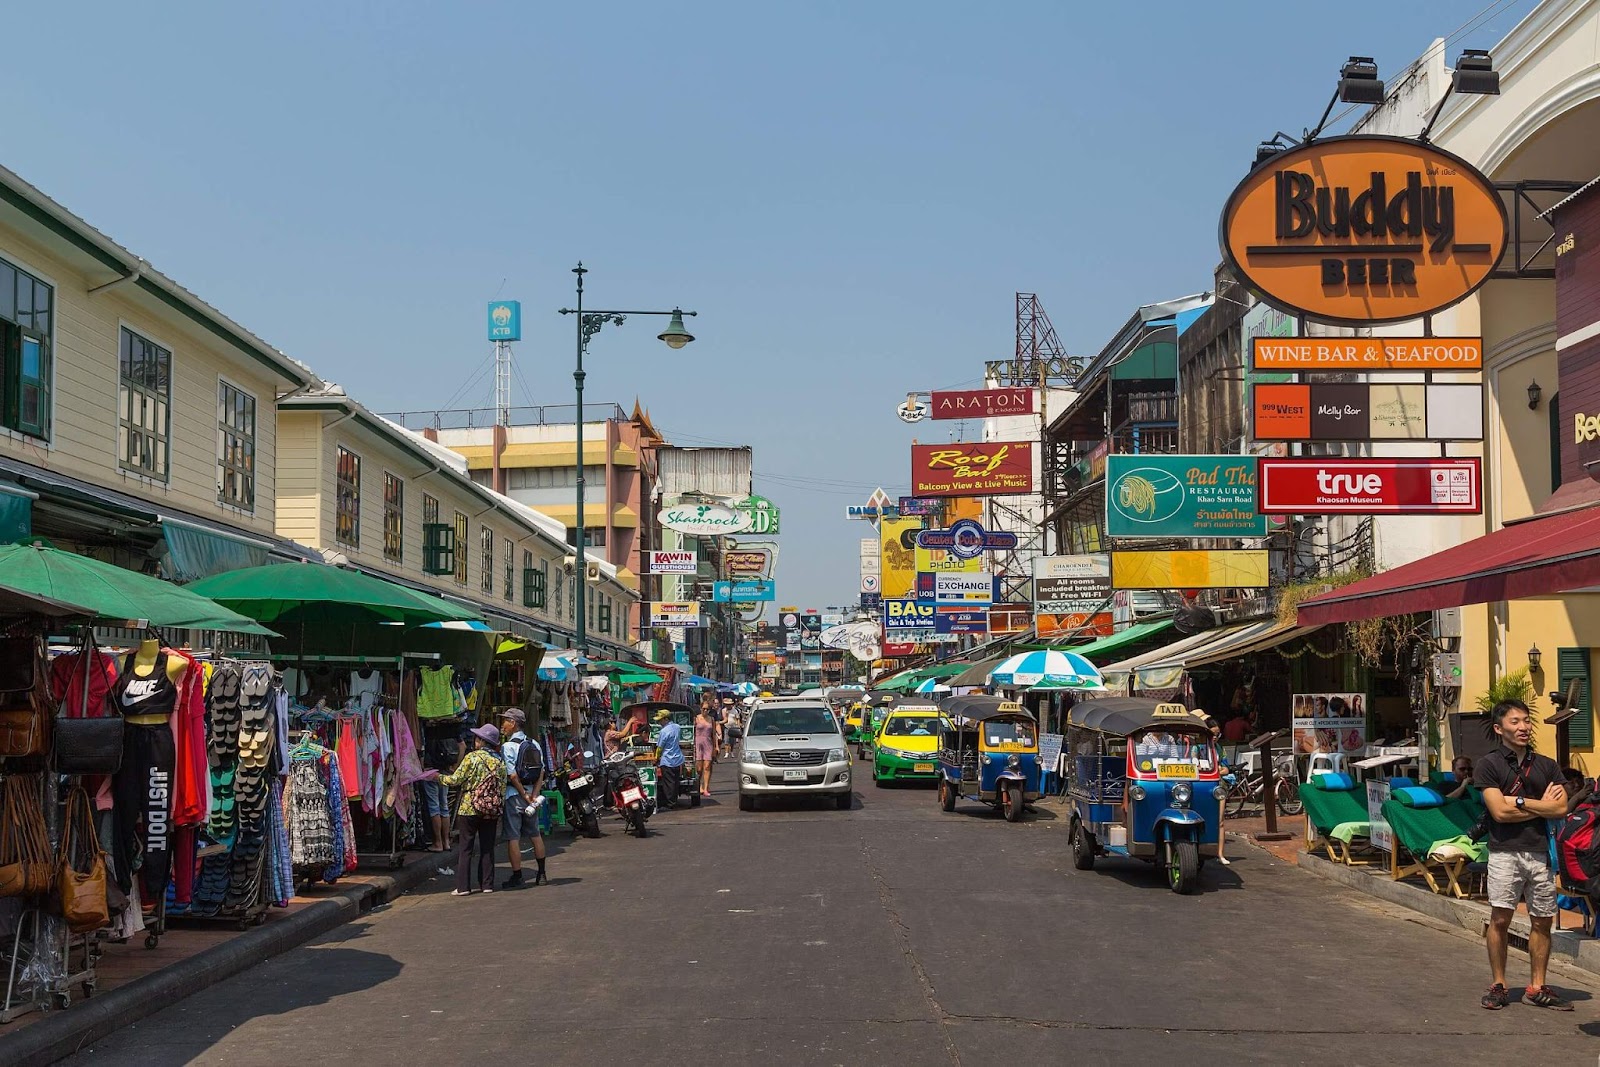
(587, 659), (663, 686)
(947, 653), (1010, 689)
(189, 562), (481, 627)
(991, 649), (1103, 689)
(0, 541), (278, 635)
(1097, 624), (1254, 693)
(1055, 618), (1174, 661)
(878, 663), (967, 692)
(1297, 505), (1600, 626)
(538, 651), (579, 682)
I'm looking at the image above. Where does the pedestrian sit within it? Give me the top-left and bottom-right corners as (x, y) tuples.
(1442, 756), (1474, 800)
(695, 705), (717, 797)
(1222, 711), (1255, 744)
(499, 709), (547, 889)
(726, 703), (745, 757)
(439, 723), (507, 896)
(655, 709), (685, 809)
(1475, 699), (1574, 1010)
(602, 715), (623, 757)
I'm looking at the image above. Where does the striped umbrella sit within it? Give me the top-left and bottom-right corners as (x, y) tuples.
(989, 649), (1103, 689)
(914, 677), (952, 695)
(733, 681), (759, 696)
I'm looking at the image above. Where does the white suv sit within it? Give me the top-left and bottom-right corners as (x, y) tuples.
(738, 701), (852, 811)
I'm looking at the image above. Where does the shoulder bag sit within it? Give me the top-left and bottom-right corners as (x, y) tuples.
(57, 785), (109, 932)
(0, 774), (55, 898)
(53, 632), (124, 775)
(0, 635), (47, 758)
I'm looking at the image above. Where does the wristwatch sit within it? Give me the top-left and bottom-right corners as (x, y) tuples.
(1515, 795), (1527, 810)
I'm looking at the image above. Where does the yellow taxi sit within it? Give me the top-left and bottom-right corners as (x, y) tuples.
(872, 704), (942, 785)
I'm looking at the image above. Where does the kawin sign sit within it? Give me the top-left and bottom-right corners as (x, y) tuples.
(1220, 135), (1508, 326)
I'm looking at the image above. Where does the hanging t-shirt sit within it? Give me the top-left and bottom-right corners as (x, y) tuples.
(349, 669), (384, 709)
(51, 649), (119, 718)
(416, 667), (456, 719)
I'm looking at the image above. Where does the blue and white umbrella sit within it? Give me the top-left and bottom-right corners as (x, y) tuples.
(733, 681), (759, 696)
(538, 652), (579, 682)
(989, 649), (1102, 689)
(914, 677), (952, 695)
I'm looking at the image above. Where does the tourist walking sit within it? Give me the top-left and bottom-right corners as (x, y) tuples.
(440, 723), (507, 896)
(695, 706), (716, 797)
(499, 709), (547, 889)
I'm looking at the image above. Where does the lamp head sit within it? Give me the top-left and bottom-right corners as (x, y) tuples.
(657, 310), (695, 350)
(1453, 49), (1500, 96)
(1528, 379), (1542, 410)
(1338, 57), (1385, 105)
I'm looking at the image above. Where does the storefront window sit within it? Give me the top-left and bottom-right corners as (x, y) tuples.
(502, 539), (513, 601)
(119, 326), (170, 479)
(453, 511), (468, 585)
(217, 380), (256, 509)
(480, 527), (494, 593)
(335, 447), (361, 548)
(383, 473), (403, 562)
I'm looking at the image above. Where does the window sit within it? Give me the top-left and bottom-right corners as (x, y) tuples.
(422, 495), (454, 575)
(0, 258), (53, 439)
(553, 567), (565, 618)
(217, 381), (257, 509)
(503, 539), (514, 601)
(566, 565), (575, 621)
(453, 511), (468, 585)
(480, 527), (494, 593)
(1559, 648), (1593, 748)
(335, 447), (361, 547)
(383, 473), (404, 562)
(598, 596), (613, 635)
(118, 327), (171, 478)
(566, 526), (606, 549)
(522, 549), (546, 609)
(505, 465), (603, 490)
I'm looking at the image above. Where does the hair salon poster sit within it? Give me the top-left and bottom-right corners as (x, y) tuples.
(1291, 692), (1367, 754)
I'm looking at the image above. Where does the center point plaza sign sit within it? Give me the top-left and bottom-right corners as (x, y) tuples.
(1105, 455), (1267, 538)
(1220, 136), (1507, 326)
(911, 442), (1034, 497)
(1257, 457), (1481, 515)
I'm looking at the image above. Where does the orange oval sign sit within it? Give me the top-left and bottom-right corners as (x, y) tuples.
(1220, 136), (1507, 326)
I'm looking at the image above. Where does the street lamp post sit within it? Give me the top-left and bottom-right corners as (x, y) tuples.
(559, 263), (695, 657)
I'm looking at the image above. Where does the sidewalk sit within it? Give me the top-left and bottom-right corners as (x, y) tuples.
(1, 851), (442, 1067)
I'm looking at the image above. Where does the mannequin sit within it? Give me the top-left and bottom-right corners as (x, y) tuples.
(111, 637), (187, 905)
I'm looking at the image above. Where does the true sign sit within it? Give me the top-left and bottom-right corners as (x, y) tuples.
(648, 550), (697, 575)
(911, 442), (1034, 497)
(1257, 457), (1481, 514)
(930, 388), (1035, 420)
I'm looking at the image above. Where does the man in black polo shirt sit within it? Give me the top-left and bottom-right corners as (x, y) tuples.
(1473, 699), (1573, 1011)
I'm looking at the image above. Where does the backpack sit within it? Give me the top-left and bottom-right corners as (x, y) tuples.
(513, 736), (544, 788)
(1555, 799), (1600, 895)
(469, 756), (506, 818)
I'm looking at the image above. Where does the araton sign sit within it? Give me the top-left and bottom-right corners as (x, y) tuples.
(1221, 136), (1508, 326)
(656, 503), (753, 536)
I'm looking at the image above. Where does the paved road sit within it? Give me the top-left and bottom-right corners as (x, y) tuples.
(63, 770), (1600, 1065)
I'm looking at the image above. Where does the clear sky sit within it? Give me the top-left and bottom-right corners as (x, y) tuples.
(0, 0), (1536, 611)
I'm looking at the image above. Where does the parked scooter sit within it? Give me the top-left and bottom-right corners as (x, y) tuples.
(555, 747), (602, 839)
(600, 749), (654, 838)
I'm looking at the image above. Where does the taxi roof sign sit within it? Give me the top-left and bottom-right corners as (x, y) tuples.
(1152, 703), (1192, 718)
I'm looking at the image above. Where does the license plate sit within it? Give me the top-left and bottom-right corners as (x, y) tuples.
(783, 768), (808, 781)
(1157, 763), (1198, 779)
(913, 762), (935, 773)
(567, 775), (591, 790)
(620, 786), (644, 806)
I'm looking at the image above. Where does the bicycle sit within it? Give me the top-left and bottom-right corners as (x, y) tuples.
(1221, 755), (1304, 818)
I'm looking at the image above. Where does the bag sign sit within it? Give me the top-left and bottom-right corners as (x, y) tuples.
(1220, 135), (1508, 326)
(1257, 457), (1481, 514)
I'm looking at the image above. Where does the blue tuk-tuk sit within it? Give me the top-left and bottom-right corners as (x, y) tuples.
(934, 696), (1042, 822)
(1065, 698), (1223, 894)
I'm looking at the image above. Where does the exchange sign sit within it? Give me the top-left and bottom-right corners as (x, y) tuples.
(1257, 457), (1481, 515)
(934, 572), (993, 606)
(935, 607), (989, 634)
(1105, 455), (1266, 538)
(911, 442), (1034, 497)
(1220, 135), (1508, 326)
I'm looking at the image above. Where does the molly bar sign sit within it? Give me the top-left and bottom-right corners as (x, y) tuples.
(1257, 457), (1481, 515)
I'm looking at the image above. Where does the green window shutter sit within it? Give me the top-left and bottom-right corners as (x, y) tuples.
(523, 567), (546, 609)
(1558, 647), (1592, 748)
(422, 523), (455, 576)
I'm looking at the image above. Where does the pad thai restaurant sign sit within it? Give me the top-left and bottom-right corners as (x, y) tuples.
(1105, 455), (1266, 538)
(1220, 136), (1507, 326)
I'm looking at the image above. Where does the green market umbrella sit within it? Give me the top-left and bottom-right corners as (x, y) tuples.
(0, 541), (278, 635)
(188, 562), (481, 627)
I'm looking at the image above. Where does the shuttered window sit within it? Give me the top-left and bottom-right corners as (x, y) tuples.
(1558, 647), (1592, 748)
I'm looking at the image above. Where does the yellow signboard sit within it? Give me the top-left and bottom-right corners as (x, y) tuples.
(880, 517), (921, 598)
(915, 545), (982, 573)
(1111, 550), (1269, 590)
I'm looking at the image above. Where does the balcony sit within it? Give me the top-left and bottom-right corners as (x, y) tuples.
(1111, 426), (1180, 454)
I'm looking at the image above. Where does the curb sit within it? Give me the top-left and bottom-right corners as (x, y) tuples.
(3, 854), (439, 1067)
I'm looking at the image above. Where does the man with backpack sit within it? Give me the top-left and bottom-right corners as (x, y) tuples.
(499, 709), (548, 889)
(1474, 699), (1574, 1011)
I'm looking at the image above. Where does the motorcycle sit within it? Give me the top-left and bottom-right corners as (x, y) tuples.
(601, 749), (654, 838)
(556, 747), (602, 839)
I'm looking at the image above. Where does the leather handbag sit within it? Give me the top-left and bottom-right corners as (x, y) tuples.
(57, 786), (108, 932)
(0, 636), (47, 758)
(0, 774), (55, 898)
(0, 634), (37, 700)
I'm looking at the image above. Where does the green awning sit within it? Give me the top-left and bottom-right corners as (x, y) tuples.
(1111, 340), (1176, 380)
(160, 517), (270, 582)
(189, 562), (480, 627)
(1055, 618), (1174, 660)
(879, 662), (967, 692)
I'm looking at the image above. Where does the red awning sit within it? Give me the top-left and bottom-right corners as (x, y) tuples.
(1297, 505), (1600, 625)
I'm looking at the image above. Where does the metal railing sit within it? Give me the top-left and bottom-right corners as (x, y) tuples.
(378, 403), (629, 431)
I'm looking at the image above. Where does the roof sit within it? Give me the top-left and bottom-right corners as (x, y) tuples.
(938, 695), (1033, 723)
(1054, 618), (1174, 659)
(1298, 505), (1600, 625)
(0, 163), (315, 389)
(1068, 698), (1207, 736)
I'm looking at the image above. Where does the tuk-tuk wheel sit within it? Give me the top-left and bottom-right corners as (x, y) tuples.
(938, 779), (956, 813)
(1166, 838), (1200, 895)
(1070, 819), (1095, 870)
(690, 791), (702, 808)
(1002, 784), (1024, 823)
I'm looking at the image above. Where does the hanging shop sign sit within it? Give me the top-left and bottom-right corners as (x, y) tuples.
(911, 442), (1035, 497)
(650, 602), (701, 626)
(1292, 692), (1368, 756)
(897, 497), (942, 517)
(1105, 455), (1266, 538)
(847, 487), (897, 521)
(935, 607), (989, 635)
(1036, 611), (1115, 640)
(1219, 135), (1508, 326)
(934, 571), (994, 606)
(487, 300), (522, 342)
(916, 518), (1018, 559)
(930, 388), (1036, 420)
(1111, 550), (1269, 590)
(1257, 457), (1481, 515)
(657, 503), (753, 536)
(821, 620), (882, 662)
(725, 549), (769, 576)
(710, 579), (776, 603)
(1033, 554), (1112, 613)
(861, 572), (881, 593)
(648, 550), (698, 575)
(860, 590), (882, 612)
(897, 397), (931, 423)
(987, 605), (1033, 636)
(736, 495), (781, 535)
(882, 598), (936, 636)
(879, 517), (920, 598)
(799, 613), (822, 651)
(1252, 382), (1483, 441)
(1251, 336), (1482, 372)
(786, 630), (802, 651)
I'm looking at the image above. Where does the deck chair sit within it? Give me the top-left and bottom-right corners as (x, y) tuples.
(1298, 774), (1371, 864)
(1381, 796), (1484, 897)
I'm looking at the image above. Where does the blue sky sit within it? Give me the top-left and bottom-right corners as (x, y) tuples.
(1, 0), (1534, 610)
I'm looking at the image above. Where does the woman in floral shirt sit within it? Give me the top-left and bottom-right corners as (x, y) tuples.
(440, 723), (507, 895)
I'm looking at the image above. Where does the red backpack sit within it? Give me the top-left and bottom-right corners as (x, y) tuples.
(1555, 798), (1600, 895)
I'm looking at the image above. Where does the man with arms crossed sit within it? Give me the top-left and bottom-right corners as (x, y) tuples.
(1474, 699), (1573, 1010)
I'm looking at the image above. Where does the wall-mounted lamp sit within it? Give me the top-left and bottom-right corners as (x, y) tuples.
(1528, 380), (1543, 410)
(1528, 643), (1543, 671)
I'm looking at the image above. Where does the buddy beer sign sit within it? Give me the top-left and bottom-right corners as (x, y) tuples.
(911, 441), (1034, 497)
(1220, 136), (1508, 326)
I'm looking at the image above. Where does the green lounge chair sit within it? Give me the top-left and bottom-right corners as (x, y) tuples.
(1381, 797), (1485, 897)
(1299, 779), (1371, 864)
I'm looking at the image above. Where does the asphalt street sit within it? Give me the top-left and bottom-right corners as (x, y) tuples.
(60, 767), (1600, 1066)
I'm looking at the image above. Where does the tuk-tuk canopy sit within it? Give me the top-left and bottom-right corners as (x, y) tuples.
(939, 694), (1034, 727)
(620, 700), (697, 725)
(1067, 698), (1208, 737)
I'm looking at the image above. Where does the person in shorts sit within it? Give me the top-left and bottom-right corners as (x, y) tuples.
(1474, 699), (1574, 1010)
(498, 710), (547, 889)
